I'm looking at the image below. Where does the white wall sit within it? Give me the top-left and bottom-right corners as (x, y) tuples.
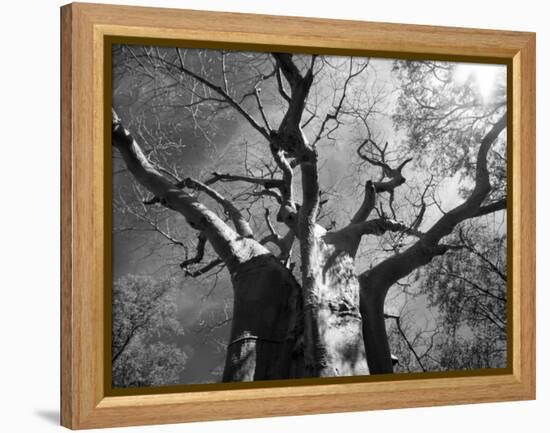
(1, 1), (545, 431)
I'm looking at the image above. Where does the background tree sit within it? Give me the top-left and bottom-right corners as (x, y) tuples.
(112, 275), (187, 387)
(111, 46), (507, 382)
(386, 218), (506, 372)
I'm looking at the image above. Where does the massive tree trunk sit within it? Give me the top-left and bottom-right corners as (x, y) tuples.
(300, 231), (370, 377)
(223, 253), (302, 381)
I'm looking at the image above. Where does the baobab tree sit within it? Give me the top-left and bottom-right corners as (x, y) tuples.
(111, 45), (507, 382)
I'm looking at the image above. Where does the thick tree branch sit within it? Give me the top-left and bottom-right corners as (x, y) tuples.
(473, 198), (507, 217)
(182, 207), (296, 276)
(359, 113), (507, 374)
(328, 218), (409, 243)
(271, 53), (315, 158)
(275, 62), (291, 103)
(112, 109), (267, 268)
(180, 233), (207, 269)
(361, 113), (507, 290)
(351, 180), (376, 224)
(207, 171), (286, 195)
(325, 216), (420, 257)
(260, 208), (296, 265)
(269, 143), (295, 204)
(248, 188), (284, 205)
(178, 177), (254, 238)
(423, 114), (507, 244)
(273, 53), (306, 88)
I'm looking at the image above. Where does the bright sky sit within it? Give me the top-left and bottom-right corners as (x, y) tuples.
(453, 63), (505, 102)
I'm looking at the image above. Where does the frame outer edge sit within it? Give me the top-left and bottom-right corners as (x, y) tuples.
(519, 33), (536, 398)
(60, 3), (74, 429)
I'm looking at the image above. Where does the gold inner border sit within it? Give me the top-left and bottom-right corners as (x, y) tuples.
(103, 35), (513, 397)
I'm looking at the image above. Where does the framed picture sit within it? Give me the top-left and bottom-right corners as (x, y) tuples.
(60, 2), (535, 429)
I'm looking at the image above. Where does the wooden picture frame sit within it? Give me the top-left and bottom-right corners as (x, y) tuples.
(60, 2), (536, 429)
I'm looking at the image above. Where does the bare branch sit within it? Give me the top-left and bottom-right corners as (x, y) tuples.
(170, 50), (271, 141)
(264, 207), (279, 239)
(385, 314), (426, 372)
(313, 58), (369, 144)
(357, 138), (412, 194)
(440, 267), (506, 302)
(118, 203), (186, 249)
(458, 228), (507, 281)
(254, 87), (272, 131)
(180, 233), (206, 269)
(411, 176), (433, 231)
(184, 258), (224, 278)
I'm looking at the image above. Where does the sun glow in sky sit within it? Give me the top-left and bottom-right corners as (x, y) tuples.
(453, 63), (504, 103)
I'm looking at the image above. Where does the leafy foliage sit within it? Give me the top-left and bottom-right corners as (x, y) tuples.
(392, 60), (506, 197)
(424, 221), (507, 335)
(112, 275), (187, 388)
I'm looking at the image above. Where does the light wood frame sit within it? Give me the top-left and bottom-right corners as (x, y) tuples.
(60, 2), (536, 429)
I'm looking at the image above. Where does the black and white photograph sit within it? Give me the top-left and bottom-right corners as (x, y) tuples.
(110, 44), (508, 388)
